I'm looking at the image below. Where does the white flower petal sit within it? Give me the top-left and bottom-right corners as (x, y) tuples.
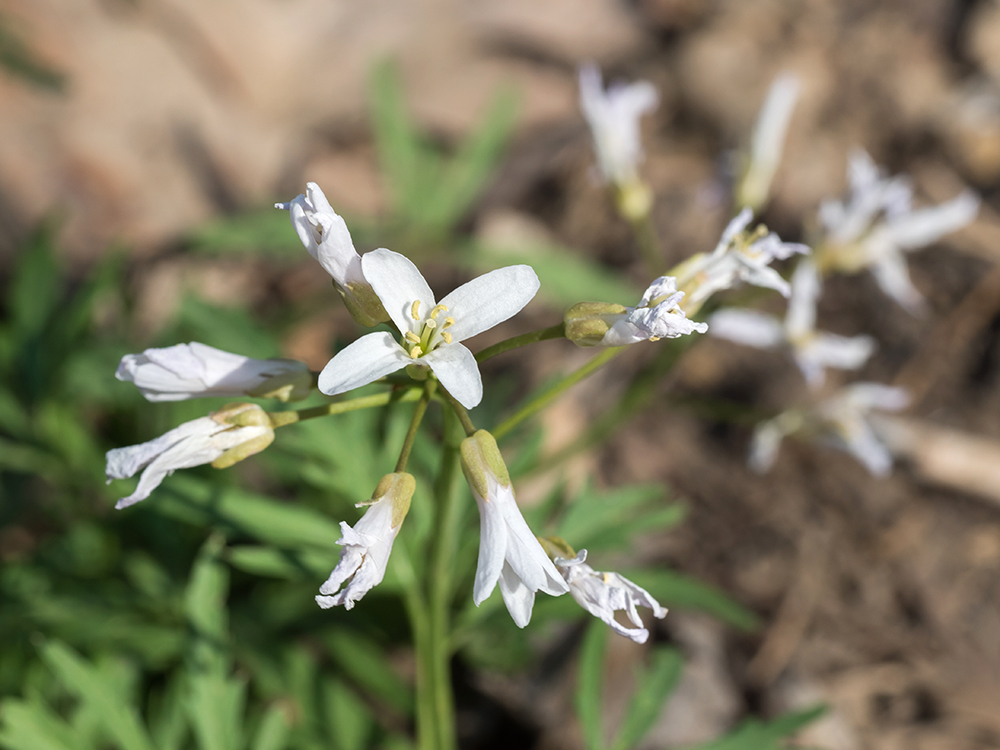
(843, 383), (910, 412)
(498, 561), (536, 628)
(748, 418), (787, 474)
(739, 72), (800, 210)
(438, 265), (540, 343)
(362, 249), (436, 336)
(425, 344), (483, 409)
(317, 332), (411, 396)
(708, 309), (784, 349)
(713, 208), (754, 256)
(869, 249), (926, 314)
(472, 487), (507, 606)
(839, 420), (894, 477)
(884, 191), (979, 250)
(785, 260), (820, 340)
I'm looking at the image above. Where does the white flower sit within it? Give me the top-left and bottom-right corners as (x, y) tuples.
(749, 382), (909, 476)
(462, 431), (569, 627)
(318, 249), (539, 409)
(819, 150), (980, 313)
(316, 473), (414, 611)
(579, 64), (659, 188)
(105, 404), (274, 509)
(737, 72), (801, 211)
(116, 342), (311, 402)
(709, 260), (875, 388)
(674, 208), (810, 311)
(554, 550), (667, 644)
(276, 183), (388, 326)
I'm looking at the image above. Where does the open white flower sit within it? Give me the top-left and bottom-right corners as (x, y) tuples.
(673, 208), (810, 313)
(117, 342), (311, 402)
(316, 473), (414, 611)
(565, 276), (707, 347)
(749, 382), (909, 476)
(709, 260), (875, 388)
(554, 550), (667, 644)
(579, 64), (658, 188)
(737, 72), (801, 211)
(819, 150), (979, 313)
(106, 403), (274, 509)
(462, 431), (569, 627)
(276, 182), (388, 326)
(319, 249), (539, 409)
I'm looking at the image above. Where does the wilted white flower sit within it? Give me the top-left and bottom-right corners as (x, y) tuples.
(462, 431), (569, 627)
(105, 403), (274, 509)
(554, 549), (667, 644)
(319, 249), (539, 409)
(673, 208), (810, 314)
(276, 182), (388, 326)
(579, 64), (659, 190)
(565, 275), (707, 347)
(709, 260), (875, 387)
(116, 342), (311, 402)
(737, 72), (801, 211)
(316, 473), (415, 611)
(749, 382), (909, 476)
(818, 150), (980, 313)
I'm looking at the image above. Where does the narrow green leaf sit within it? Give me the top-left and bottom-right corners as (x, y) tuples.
(323, 631), (413, 715)
(575, 621), (608, 750)
(186, 674), (246, 750)
(8, 221), (60, 336)
(250, 705), (290, 750)
(610, 647), (683, 750)
(369, 60), (422, 216)
(685, 705), (826, 750)
(223, 546), (332, 580)
(185, 534), (230, 675)
(147, 672), (189, 750)
(323, 678), (373, 750)
(0, 699), (80, 750)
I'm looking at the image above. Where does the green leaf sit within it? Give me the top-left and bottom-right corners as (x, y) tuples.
(7, 221), (60, 336)
(186, 673), (246, 750)
(323, 679), (373, 750)
(188, 211), (302, 257)
(250, 705), (290, 750)
(39, 641), (156, 750)
(610, 647), (683, 750)
(323, 631), (413, 715)
(173, 297), (279, 360)
(685, 705), (826, 750)
(624, 570), (760, 632)
(223, 546), (332, 580)
(147, 673), (189, 750)
(185, 535), (230, 678)
(369, 60), (423, 218)
(575, 621), (607, 750)
(0, 698), (81, 750)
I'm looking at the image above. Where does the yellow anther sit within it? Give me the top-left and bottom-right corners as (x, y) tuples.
(429, 304), (449, 319)
(424, 318), (437, 329)
(410, 300), (421, 321)
(404, 331), (421, 344)
(442, 316), (456, 329)
(409, 345), (423, 359)
(602, 572), (612, 583)
(649, 336), (661, 342)
(441, 332), (452, 344)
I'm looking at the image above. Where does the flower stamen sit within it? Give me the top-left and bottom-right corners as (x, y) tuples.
(410, 301), (422, 321)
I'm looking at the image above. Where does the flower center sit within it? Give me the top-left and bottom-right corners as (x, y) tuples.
(402, 301), (456, 359)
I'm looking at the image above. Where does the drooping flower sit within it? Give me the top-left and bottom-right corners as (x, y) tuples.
(672, 208), (810, 315)
(106, 403), (274, 509)
(316, 473), (415, 611)
(579, 64), (659, 219)
(461, 431), (568, 627)
(709, 260), (875, 387)
(736, 72), (801, 212)
(318, 249), (539, 409)
(564, 275), (707, 347)
(276, 182), (389, 326)
(552, 548), (667, 644)
(116, 342), (311, 402)
(818, 150), (980, 313)
(749, 382), (909, 476)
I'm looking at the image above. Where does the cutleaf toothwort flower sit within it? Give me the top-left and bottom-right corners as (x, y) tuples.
(749, 382), (909, 476)
(541, 537), (667, 644)
(736, 72), (800, 212)
(672, 208), (810, 315)
(105, 403), (274, 509)
(565, 275), (707, 347)
(316, 473), (415, 611)
(276, 182), (389, 326)
(818, 150), (979, 313)
(709, 260), (875, 388)
(117, 342), (311, 402)
(318, 249), (539, 409)
(461, 431), (569, 627)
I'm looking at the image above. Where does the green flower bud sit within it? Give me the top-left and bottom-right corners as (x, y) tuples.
(209, 403), (275, 468)
(460, 430), (510, 499)
(337, 281), (390, 328)
(564, 302), (628, 347)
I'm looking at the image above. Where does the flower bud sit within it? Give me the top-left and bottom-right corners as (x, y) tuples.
(564, 302), (628, 347)
(209, 403), (275, 469)
(460, 429), (510, 498)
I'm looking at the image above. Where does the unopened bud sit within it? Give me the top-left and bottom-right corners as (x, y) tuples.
(616, 181), (653, 222)
(365, 472), (416, 527)
(337, 281), (390, 327)
(564, 302), (628, 347)
(460, 430), (510, 499)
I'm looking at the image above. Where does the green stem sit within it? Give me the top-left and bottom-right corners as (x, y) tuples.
(438, 388), (477, 437)
(475, 323), (566, 363)
(492, 347), (624, 440)
(268, 387), (422, 427)
(629, 212), (663, 278)
(396, 382), (437, 472)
